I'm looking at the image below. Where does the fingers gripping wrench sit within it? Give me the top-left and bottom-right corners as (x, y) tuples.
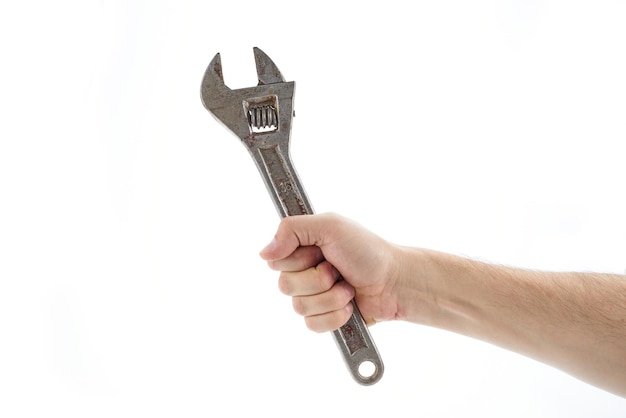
(201, 47), (384, 385)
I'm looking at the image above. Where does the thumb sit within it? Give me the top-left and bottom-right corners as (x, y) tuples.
(259, 214), (334, 261)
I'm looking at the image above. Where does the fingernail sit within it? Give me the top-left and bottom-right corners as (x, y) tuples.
(344, 301), (354, 315)
(346, 285), (356, 299)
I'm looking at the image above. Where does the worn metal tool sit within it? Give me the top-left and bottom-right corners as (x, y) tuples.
(200, 47), (384, 385)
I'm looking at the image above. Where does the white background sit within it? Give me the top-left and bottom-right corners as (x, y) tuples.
(1, 1), (625, 417)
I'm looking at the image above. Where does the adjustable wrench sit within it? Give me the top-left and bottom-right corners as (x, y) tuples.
(200, 47), (383, 385)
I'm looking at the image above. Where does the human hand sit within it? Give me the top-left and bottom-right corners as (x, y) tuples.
(262, 214), (626, 397)
(259, 213), (401, 332)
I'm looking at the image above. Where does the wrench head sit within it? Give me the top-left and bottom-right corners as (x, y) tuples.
(201, 47), (295, 148)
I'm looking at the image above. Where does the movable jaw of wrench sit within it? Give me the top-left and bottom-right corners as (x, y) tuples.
(201, 47), (384, 385)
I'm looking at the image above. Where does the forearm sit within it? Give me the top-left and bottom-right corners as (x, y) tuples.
(394, 246), (626, 397)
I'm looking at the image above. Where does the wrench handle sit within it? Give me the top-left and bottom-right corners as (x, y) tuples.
(254, 145), (384, 385)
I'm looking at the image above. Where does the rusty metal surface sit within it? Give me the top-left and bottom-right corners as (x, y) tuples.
(201, 47), (384, 385)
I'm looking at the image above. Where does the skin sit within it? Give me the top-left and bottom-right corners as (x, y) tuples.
(259, 213), (626, 397)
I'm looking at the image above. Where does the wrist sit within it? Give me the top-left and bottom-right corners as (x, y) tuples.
(389, 246), (440, 324)
(391, 247), (485, 330)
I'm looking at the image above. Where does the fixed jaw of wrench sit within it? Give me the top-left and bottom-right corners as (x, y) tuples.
(201, 47), (309, 217)
(201, 47), (384, 385)
(201, 48), (294, 150)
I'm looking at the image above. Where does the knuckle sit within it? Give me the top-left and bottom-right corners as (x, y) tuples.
(292, 296), (306, 316)
(332, 304), (352, 329)
(316, 262), (337, 291)
(334, 282), (354, 307)
(297, 246), (318, 266)
(266, 260), (279, 271)
(277, 274), (291, 295)
(333, 289), (347, 309)
(336, 307), (352, 328)
(303, 307), (352, 334)
(304, 317), (326, 334)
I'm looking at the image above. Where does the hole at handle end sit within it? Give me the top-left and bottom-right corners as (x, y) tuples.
(358, 360), (377, 379)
